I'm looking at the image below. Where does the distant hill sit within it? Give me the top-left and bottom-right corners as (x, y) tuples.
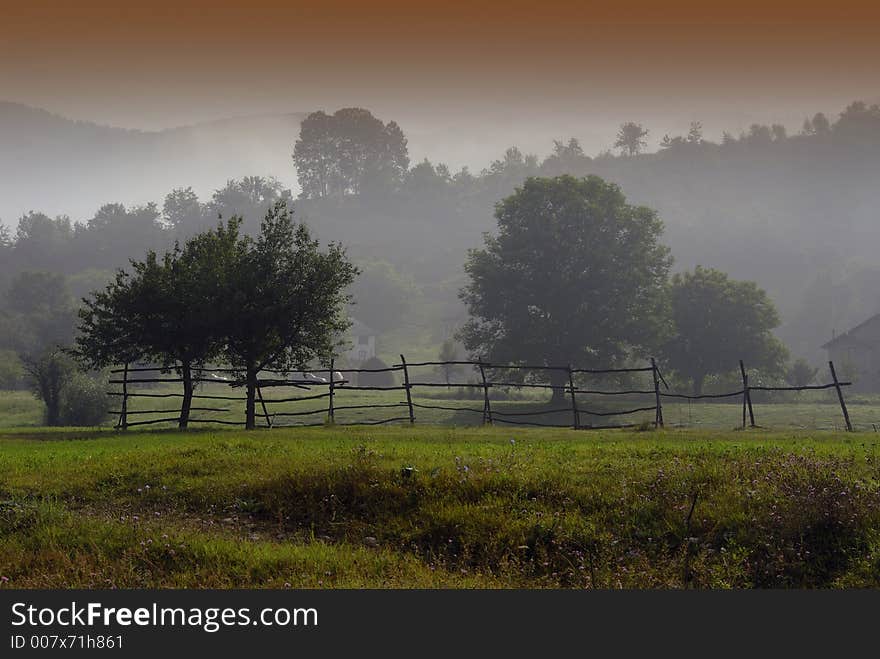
(0, 102), (305, 222)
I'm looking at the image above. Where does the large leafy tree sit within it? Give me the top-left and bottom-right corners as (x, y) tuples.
(293, 108), (409, 198)
(459, 175), (672, 401)
(662, 266), (787, 395)
(222, 201), (358, 429)
(76, 220), (240, 428)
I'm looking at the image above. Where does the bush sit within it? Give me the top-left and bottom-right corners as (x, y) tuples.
(358, 357), (396, 387)
(59, 372), (110, 426)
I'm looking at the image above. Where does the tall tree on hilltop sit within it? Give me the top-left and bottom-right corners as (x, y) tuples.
(293, 108), (409, 199)
(614, 122), (649, 156)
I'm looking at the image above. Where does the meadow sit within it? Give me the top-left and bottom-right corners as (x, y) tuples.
(4, 378), (880, 432)
(1, 423), (879, 588)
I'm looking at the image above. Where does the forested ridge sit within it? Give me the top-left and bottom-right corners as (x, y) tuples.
(2, 100), (880, 363)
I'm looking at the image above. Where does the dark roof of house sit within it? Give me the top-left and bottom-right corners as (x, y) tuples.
(821, 312), (880, 349)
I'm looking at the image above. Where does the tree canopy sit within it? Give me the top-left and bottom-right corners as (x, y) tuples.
(76, 202), (357, 430)
(218, 201), (358, 428)
(459, 175), (672, 399)
(614, 122), (649, 156)
(661, 266), (787, 395)
(293, 108), (409, 199)
(76, 219), (241, 427)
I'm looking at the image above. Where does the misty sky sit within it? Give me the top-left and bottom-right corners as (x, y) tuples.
(3, 1), (880, 167)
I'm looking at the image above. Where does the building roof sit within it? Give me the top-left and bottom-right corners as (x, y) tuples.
(822, 312), (880, 349)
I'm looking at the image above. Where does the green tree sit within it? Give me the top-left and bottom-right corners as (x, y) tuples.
(348, 260), (418, 334)
(662, 266), (787, 395)
(787, 358), (818, 388)
(84, 203), (164, 269)
(437, 338), (462, 387)
(459, 175), (672, 402)
(22, 348), (74, 426)
(293, 108), (409, 198)
(222, 201), (358, 429)
(614, 122), (649, 156)
(541, 138), (590, 175)
(12, 212), (73, 272)
(77, 220), (241, 428)
(208, 177), (292, 233)
(163, 187), (207, 236)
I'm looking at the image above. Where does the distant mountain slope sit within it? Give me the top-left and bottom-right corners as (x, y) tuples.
(0, 102), (305, 222)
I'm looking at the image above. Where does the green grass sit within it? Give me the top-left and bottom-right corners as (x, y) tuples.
(0, 390), (44, 427)
(2, 424), (880, 588)
(7, 380), (880, 432)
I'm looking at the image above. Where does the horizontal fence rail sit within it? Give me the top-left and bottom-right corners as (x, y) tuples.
(108, 358), (855, 432)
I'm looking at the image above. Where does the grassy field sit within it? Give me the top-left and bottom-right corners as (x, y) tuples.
(5, 382), (880, 431)
(1, 424), (879, 588)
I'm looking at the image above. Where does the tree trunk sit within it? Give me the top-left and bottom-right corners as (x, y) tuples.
(179, 361), (193, 430)
(43, 362), (64, 426)
(549, 369), (568, 406)
(45, 388), (61, 426)
(245, 364), (257, 430)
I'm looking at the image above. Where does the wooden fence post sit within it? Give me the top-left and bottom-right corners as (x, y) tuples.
(651, 358), (664, 428)
(119, 362), (129, 430)
(567, 366), (579, 430)
(400, 354), (415, 424)
(257, 383), (272, 427)
(739, 360), (756, 428)
(829, 360), (853, 432)
(478, 362), (492, 425)
(327, 358), (335, 424)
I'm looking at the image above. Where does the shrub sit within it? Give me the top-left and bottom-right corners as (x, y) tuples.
(59, 372), (110, 426)
(358, 357), (396, 387)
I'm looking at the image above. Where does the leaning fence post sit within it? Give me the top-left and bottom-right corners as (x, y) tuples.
(829, 360), (853, 432)
(400, 354), (415, 424)
(651, 358), (664, 428)
(257, 383), (272, 427)
(739, 360), (756, 428)
(478, 362), (492, 425)
(567, 365), (579, 430)
(119, 362), (129, 430)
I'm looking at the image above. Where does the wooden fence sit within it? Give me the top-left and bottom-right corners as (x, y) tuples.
(108, 358), (854, 432)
